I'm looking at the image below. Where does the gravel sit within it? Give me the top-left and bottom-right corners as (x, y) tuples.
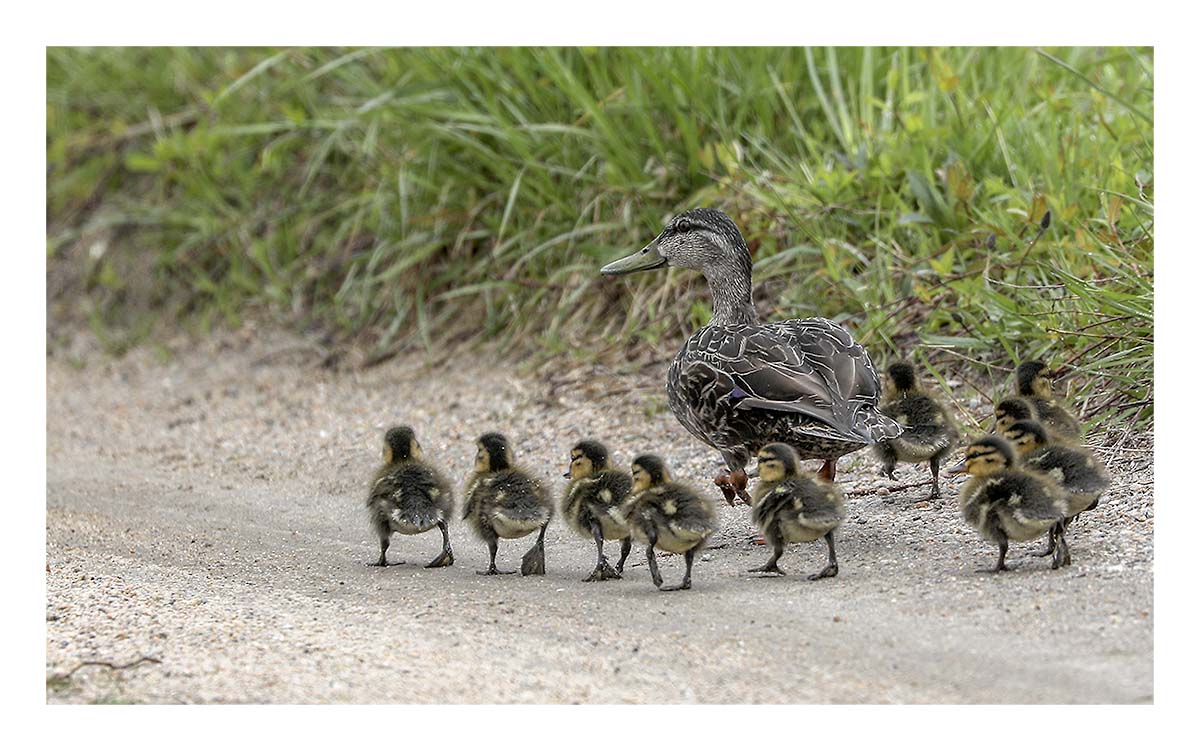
(46, 331), (1154, 703)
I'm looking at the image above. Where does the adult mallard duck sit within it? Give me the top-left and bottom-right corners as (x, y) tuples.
(601, 208), (901, 501)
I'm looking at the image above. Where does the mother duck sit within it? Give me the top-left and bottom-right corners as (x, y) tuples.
(601, 208), (901, 503)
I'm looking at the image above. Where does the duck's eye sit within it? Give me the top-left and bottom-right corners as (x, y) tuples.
(674, 221), (691, 233)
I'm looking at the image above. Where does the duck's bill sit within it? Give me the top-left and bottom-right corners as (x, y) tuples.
(600, 241), (667, 276)
(946, 461), (968, 475)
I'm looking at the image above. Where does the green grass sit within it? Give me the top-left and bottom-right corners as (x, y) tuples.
(47, 47), (1153, 428)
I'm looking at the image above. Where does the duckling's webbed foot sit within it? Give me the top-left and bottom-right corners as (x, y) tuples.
(807, 531), (839, 580)
(520, 522), (548, 576)
(749, 535), (786, 575)
(425, 520), (455, 568)
(369, 539), (401, 567)
(714, 468), (751, 505)
(659, 548), (695, 591)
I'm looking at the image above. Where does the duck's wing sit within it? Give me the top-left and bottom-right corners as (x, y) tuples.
(681, 318), (900, 443)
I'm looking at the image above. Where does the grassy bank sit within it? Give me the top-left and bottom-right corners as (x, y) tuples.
(46, 47), (1153, 428)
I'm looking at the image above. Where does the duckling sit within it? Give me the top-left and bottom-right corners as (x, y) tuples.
(561, 440), (634, 582)
(948, 436), (1070, 572)
(462, 432), (553, 576)
(747, 443), (845, 580)
(1003, 419), (1111, 564)
(1015, 361), (1082, 440)
(365, 426), (454, 568)
(993, 396), (1037, 435)
(873, 362), (961, 498)
(622, 455), (717, 591)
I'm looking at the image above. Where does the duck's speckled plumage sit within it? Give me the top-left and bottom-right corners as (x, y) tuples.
(602, 208), (900, 477)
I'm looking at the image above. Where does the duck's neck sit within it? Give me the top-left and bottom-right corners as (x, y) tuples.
(704, 258), (757, 327)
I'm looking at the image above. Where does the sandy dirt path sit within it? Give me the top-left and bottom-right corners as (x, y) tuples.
(46, 337), (1153, 703)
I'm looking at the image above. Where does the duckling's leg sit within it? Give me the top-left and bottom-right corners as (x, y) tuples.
(1029, 530), (1057, 558)
(476, 532), (514, 576)
(808, 531), (839, 580)
(614, 536), (633, 575)
(1050, 522), (1072, 569)
(977, 537), (1010, 573)
(748, 528), (786, 575)
(645, 533), (664, 589)
(369, 536), (401, 567)
(927, 455), (942, 499)
(425, 520), (454, 568)
(878, 446), (897, 481)
(583, 522), (620, 582)
(660, 548), (695, 591)
(520, 522), (548, 576)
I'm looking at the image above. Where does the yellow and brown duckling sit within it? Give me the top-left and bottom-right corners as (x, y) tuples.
(874, 362), (961, 498)
(1003, 419), (1111, 563)
(622, 454), (717, 591)
(949, 436), (1071, 572)
(366, 426), (454, 568)
(462, 432), (553, 576)
(748, 443), (845, 580)
(993, 396), (1038, 435)
(1015, 361), (1082, 440)
(561, 440), (634, 582)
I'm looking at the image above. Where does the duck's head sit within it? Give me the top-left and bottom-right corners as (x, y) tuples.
(383, 426), (421, 464)
(1016, 360), (1055, 398)
(475, 432), (513, 473)
(755, 443), (801, 483)
(630, 454), (671, 492)
(565, 439), (611, 479)
(994, 397), (1035, 433)
(947, 436), (1015, 477)
(600, 208), (751, 279)
(883, 362), (918, 399)
(1002, 419), (1050, 456)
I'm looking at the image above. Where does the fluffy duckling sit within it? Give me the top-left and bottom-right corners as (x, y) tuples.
(1003, 419), (1111, 563)
(622, 455), (717, 591)
(948, 436), (1070, 572)
(748, 443), (845, 580)
(993, 396), (1037, 435)
(1015, 361), (1082, 440)
(462, 432), (553, 576)
(366, 426), (454, 568)
(561, 440), (634, 582)
(874, 362), (961, 498)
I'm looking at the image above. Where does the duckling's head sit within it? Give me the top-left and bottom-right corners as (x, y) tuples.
(475, 432), (513, 473)
(994, 397), (1035, 433)
(756, 443), (801, 483)
(1003, 419), (1050, 456)
(1016, 360), (1054, 398)
(948, 436), (1016, 477)
(631, 454), (672, 492)
(565, 440), (611, 479)
(883, 362), (919, 399)
(383, 426), (421, 464)
(600, 208), (751, 280)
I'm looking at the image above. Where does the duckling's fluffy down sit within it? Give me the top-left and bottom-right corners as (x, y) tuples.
(622, 484), (717, 554)
(463, 468), (552, 539)
(751, 477), (845, 543)
(959, 472), (1068, 543)
(367, 462), (454, 537)
(875, 392), (959, 463)
(1023, 445), (1110, 516)
(562, 471), (633, 541)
